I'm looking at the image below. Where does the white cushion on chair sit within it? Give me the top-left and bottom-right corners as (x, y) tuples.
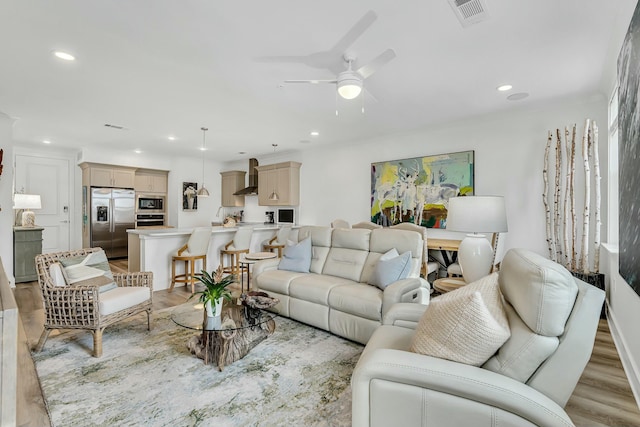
(99, 286), (151, 316)
(49, 262), (67, 286)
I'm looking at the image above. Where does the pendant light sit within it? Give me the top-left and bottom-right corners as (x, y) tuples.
(269, 144), (279, 201)
(197, 127), (210, 197)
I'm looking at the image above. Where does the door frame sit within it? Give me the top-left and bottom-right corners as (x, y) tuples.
(13, 147), (81, 251)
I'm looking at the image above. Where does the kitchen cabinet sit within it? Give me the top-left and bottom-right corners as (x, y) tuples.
(220, 170), (246, 207)
(14, 227), (43, 283)
(135, 170), (168, 193)
(81, 163), (136, 188)
(256, 161), (301, 206)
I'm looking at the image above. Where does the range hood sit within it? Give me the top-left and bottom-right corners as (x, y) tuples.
(233, 158), (259, 195)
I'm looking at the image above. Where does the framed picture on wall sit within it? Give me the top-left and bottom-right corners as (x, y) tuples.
(183, 182), (198, 211)
(370, 150), (474, 228)
(617, 1), (640, 298)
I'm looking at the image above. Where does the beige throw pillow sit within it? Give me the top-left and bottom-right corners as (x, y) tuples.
(410, 273), (510, 367)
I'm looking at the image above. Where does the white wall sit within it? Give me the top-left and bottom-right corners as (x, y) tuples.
(292, 94), (608, 263)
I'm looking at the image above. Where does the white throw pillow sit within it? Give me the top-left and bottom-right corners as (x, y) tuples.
(59, 250), (113, 284)
(410, 273), (510, 366)
(49, 262), (67, 287)
(370, 249), (412, 290)
(278, 237), (312, 273)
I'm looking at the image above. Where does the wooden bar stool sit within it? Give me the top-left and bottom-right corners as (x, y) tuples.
(170, 227), (212, 293)
(263, 225), (291, 258)
(220, 227), (253, 277)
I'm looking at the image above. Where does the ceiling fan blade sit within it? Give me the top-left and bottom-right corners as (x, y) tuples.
(254, 55), (309, 64)
(330, 10), (378, 55)
(356, 48), (397, 79)
(283, 79), (337, 84)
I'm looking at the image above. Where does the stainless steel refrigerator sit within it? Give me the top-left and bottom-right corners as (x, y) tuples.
(90, 188), (135, 258)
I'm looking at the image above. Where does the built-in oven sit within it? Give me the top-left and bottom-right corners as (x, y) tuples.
(135, 213), (165, 228)
(136, 194), (165, 213)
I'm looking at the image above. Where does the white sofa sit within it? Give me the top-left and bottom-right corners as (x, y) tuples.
(351, 248), (605, 427)
(252, 226), (430, 344)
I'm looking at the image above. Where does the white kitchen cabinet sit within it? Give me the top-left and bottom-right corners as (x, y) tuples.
(256, 161), (301, 206)
(135, 171), (168, 193)
(220, 170), (246, 207)
(81, 163), (136, 188)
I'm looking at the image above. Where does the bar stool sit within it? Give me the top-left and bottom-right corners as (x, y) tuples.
(170, 227), (212, 293)
(220, 227), (253, 276)
(263, 225), (292, 258)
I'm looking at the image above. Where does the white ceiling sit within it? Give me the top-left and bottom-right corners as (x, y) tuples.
(0, 1), (635, 162)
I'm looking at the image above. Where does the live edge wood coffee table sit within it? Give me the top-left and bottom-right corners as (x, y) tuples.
(171, 301), (277, 371)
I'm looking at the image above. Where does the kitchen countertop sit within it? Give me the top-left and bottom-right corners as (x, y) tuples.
(127, 223), (295, 237)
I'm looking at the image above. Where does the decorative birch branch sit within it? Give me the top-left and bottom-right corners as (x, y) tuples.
(580, 119), (591, 273)
(543, 131), (554, 260)
(554, 129), (563, 263)
(592, 121), (602, 273)
(563, 127), (571, 269)
(570, 124), (577, 272)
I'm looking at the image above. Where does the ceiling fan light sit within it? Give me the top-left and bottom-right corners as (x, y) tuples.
(337, 81), (363, 99)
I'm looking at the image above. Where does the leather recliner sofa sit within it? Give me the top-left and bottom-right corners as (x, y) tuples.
(252, 226), (430, 344)
(351, 248), (605, 427)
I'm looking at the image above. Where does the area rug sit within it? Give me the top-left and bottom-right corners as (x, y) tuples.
(32, 304), (363, 427)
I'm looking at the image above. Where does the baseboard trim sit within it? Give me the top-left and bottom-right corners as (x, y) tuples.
(607, 302), (640, 410)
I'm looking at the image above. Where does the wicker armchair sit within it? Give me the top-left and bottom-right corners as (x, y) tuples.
(35, 248), (153, 357)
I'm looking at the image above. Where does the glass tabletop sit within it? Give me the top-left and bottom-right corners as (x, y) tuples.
(171, 302), (277, 332)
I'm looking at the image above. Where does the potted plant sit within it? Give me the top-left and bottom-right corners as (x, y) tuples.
(191, 265), (235, 318)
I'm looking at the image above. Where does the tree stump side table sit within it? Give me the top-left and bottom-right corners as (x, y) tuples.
(171, 302), (277, 371)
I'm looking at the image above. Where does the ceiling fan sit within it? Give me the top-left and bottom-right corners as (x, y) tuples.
(284, 49), (396, 100)
(256, 10), (396, 100)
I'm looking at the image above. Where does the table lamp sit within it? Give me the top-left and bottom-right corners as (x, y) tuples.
(446, 195), (508, 283)
(13, 194), (42, 227)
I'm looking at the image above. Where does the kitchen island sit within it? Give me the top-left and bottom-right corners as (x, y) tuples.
(127, 224), (296, 291)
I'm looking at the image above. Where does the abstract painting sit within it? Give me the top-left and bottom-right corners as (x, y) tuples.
(182, 181), (198, 211)
(618, 0), (640, 297)
(371, 151), (474, 228)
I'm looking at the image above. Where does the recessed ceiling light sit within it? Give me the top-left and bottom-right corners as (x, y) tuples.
(497, 84), (513, 92)
(507, 92), (529, 101)
(53, 51), (75, 61)
(239, 151), (246, 154)
(199, 147), (207, 152)
(310, 131), (319, 137)
(42, 139), (51, 144)
(134, 149), (142, 154)
(168, 136), (176, 141)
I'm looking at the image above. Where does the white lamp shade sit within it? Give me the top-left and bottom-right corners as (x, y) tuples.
(446, 196), (508, 233)
(13, 194), (42, 210)
(446, 195), (508, 283)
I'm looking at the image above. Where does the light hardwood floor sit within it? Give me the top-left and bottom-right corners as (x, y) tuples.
(13, 260), (640, 427)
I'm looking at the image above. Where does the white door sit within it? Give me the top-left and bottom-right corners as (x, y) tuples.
(15, 155), (70, 253)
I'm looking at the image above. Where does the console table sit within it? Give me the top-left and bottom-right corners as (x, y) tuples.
(13, 227), (44, 283)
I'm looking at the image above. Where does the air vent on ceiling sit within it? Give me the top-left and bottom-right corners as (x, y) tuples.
(104, 123), (127, 130)
(448, 0), (489, 28)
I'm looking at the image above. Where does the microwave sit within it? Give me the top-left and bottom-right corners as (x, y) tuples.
(136, 194), (165, 213)
(277, 208), (295, 224)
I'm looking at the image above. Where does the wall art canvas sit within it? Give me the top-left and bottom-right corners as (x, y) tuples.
(618, 0), (640, 297)
(182, 182), (198, 211)
(371, 150), (474, 228)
